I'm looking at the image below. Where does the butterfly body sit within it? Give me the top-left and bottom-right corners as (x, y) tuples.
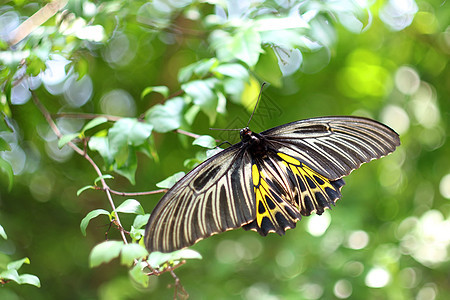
(145, 116), (400, 253)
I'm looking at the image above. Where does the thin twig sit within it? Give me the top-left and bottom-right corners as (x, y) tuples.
(31, 91), (128, 245)
(145, 260), (186, 276)
(165, 89), (184, 101)
(175, 129), (202, 139)
(170, 269), (188, 300)
(53, 112), (122, 122)
(92, 186), (167, 196)
(108, 188), (167, 196)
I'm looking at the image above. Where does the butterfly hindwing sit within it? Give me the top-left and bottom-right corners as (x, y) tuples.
(242, 151), (344, 236)
(275, 152), (345, 216)
(243, 162), (301, 236)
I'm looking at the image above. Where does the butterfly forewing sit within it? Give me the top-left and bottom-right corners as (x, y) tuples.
(262, 116), (400, 179)
(145, 144), (256, 253)
(145, 116), (400, 253)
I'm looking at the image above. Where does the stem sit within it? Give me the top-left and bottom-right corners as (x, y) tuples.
(146, 260), (186, 276)
(53, 113), (122, 122)
(92, 186), (167, 196)
(175, 129), (202, 139)
(107, 188), (167, 196)
(31, 91), (128, 244)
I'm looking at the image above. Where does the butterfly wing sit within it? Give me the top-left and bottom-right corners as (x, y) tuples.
(261, 116), (400, 180)
(241, 153), (344, 236)
(145, 143), (255, 253)
(145, 116), (400, 252)
(241, 116), (399, 235)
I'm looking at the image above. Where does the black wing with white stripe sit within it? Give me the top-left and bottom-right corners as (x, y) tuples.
(262, 116), (400, 180)
(145, 144), (255, 253)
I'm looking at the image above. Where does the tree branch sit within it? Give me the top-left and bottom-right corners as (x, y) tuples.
(31, 91), (128, 244)
(53, 113), (122, 122)
(8, 0), (69, 46)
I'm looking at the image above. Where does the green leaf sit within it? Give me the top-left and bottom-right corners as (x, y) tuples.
(18, 274), (41, 287)
(0, 269), (20, 283)
(241, 75), (262, 110)
(129, 262), (149, 287)
(89, 241), (123, 268)
(0, 114), (13, 132)
(156, 172), (185, 189)
(0, 157), (13, 191)
(254, 15), (309, 32)
(223, 78), (245, 103)
(211, 27), (262, 67)
(108, 118), (153, 166)
(184, 150), (207, 169)
(75, 58), (89, 80)
(215, 63), (249, 80)
(129, 226), (144, 241)
(193, 58), (219, 78)
(88, 136), (113, 165)
(178, 63), (197, 83)
(116, 199), (145, 215)
(0, 224), (7, 239)
(254, 46), (283, 87)
(113, 149), (137, 185)
(58, 133), (80, 148)
(172, 248), (202, 260)
(235, 27), (262, 66)
(0, 136), (10, 151)
(182, 79), (219, 124)
(178, 58), (219, 83)
(141, 86), (169, 99)
(132, 214), (150, 229)
(7, 257), (30, 270)
(129, 122), (153, 146)
(76, 185), (94, 196)
(145, 97), (185, 133)
(184, 105), (201, 126)
(81, 117), (108, 134)
(147, 249), (202, 268)
(80, 209), (110, 236)
(193, 135), (216, 149)
(94, 174), (114, 185)
(120, 244), (148, 266)
(25, 54), (45, 76)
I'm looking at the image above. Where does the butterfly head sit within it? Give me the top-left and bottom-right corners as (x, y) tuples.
(240, 127), (266, 155)
(240, 127), (254, 142)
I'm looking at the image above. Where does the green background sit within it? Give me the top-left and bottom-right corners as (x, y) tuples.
(0, 0), (449, 299)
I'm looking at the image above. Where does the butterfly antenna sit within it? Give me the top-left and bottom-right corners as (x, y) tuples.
(247, 82), (267, 127)
(209, 127), (241, 131)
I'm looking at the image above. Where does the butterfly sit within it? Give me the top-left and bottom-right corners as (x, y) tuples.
(145, 116), (400, 253)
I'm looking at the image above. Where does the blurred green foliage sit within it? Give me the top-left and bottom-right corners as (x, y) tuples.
(0, 0), (449, 299)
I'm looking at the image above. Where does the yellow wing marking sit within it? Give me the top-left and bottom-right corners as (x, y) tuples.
(255, 175), (275, 228)
(252, 163), (298, 234)
(277, 152), (340, 215)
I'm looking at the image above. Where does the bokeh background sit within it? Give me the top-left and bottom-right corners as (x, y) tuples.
(0, 0), (449, 299)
